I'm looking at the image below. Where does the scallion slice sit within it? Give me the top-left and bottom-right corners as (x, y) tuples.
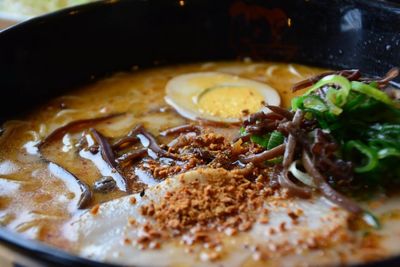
(351, 81), (394, 106)
(288, 160), (317, 187)
(345, 140), (378, 173)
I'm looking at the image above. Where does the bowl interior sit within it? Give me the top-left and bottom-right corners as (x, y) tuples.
(0, 0), (399, 266)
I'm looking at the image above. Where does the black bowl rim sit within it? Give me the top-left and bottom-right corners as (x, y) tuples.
(1, 0), (118, 34)
(1, 0), (400, 266)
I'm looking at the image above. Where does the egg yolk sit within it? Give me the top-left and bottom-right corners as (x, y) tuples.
(196, 86), (264, 119)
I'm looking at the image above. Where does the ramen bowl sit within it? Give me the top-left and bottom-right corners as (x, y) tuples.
(0, 0), (399, 266)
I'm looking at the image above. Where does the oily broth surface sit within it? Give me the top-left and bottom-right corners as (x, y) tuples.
(0, 62), (317, 249)
(1, 61), (399, 265)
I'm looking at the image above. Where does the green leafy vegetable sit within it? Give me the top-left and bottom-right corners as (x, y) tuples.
(291, 73), (400, 189)
(267, 131), (284, 150)
(246, 130), (284, 151)
(242, 68), (399, 220)
(250, 134), (270, 148)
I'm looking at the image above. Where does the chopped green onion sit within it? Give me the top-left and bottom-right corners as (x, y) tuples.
(369, 81), (379, 88)
(351, 81), (394, 106)
(345, 141), (378, 173)
(344, 92), (367, 111)
(305, 75), (351, 115)
(326, 88), (344, 115)
(378, 148), (400, 159)
(248, 70), (400, 198)
(371, 123), (400, 133)
(291, 96), (304, 111)
(288, 160), (317, 187)
(362, 211), (381, 230)
(302, 95), (328, 112)
(306, 75), (351, 100)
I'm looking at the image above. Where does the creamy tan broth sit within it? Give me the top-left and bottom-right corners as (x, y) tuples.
(0, 61), (399, 266)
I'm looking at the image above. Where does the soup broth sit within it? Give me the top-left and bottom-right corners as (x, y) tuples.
(0, 61), (399, 266)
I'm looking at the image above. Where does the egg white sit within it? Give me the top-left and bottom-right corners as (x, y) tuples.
(164, 72), (281, 123)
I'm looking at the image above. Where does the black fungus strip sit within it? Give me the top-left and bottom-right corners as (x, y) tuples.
(282, 110), (303, 169)
(340, 69), (361, 81)
(112, 124), (144, 150)
(266, 105), (294, 120)
(244, 110), (285, 127)
(197, 118), (241, 127)
(233, 134), (251, 143)
(138, 130), (180, 159)
(127, 124), (146, 136)
(112, 136), (139, 150)
(302, 150), (362, 214)
(360, 68), (399, 88)
(89, 128), (129, 192)
(278, 169), (312, 198)
(310, 129), (353, 182)
(239, 144), (285, 164)
(243, 111), (270, 126)
(90, 129), (117, 168)
(38, 113), (124, 150)
(378, 67), (399, 88)
(111, 123), (183, 169)
(118, 125), (180, 160)
(93, 176), (116, 193)
(245, 120), (278, 135)
(48, 161), (92, 209)
(116, 148), (148, 165)
(279, 110), (312, 198)
(159, 124), (201, 136)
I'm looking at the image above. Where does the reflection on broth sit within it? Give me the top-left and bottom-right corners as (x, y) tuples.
(0, 61), (399, 266)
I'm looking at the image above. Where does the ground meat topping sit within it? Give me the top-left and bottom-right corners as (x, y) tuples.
(135, 171), (272, 251)
(132, 132), (254, 181)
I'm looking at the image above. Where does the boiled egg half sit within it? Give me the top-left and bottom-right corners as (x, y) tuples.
(165, 72), (280, 123)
